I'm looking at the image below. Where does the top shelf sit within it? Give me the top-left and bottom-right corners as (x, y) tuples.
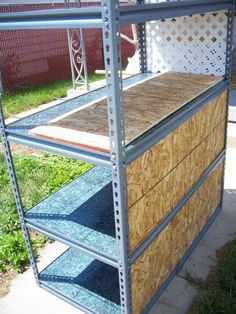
(0, 0), (233, 30)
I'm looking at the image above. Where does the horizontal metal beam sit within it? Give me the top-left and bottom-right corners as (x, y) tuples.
(142, 203), (222, 314)
(0, 0), (233, 30)
(25, 220), (118, 269)
(120, 0), (234, 25)
(129, 151), (225, 265)
(40, 283), (97, 314)
(6, 133), (111, 167)
(126, 80), (228, 164)
(0, 8), (102, 30)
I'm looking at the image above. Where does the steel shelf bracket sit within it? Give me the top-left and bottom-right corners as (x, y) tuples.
(0, 74), (39, 284)
(101, 0), (132, 313)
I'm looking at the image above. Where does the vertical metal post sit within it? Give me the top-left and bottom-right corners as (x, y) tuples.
(221, 4), (235, 208)
(101, 1), (132, 313)
(65, 0), (89, 91)
(0, 73), (39, 285)
(137, 0), (147, 72)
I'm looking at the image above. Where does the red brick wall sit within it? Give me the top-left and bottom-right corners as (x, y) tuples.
(0, 3), (135, 91)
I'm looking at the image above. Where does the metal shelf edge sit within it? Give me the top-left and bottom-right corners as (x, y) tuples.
(40, 283), (97, 314)
(120, 0), (233, 25)
(25, 220), (118, 269)
(6, 133), (111, 167)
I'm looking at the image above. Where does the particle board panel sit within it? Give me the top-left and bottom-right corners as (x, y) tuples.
(171, 203), (188, 269)
(29, 72), (222, 153)
(127, 132), (173, 207)
(131, 225), (171, 314)
(128, 173), (172, 252)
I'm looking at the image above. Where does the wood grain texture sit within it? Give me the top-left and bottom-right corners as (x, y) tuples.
(171, 203), (188, 268)
(172, 119), (192, 167)
(190, 140), (207, 188)
(205, 119), (226, 169)
(129, 173), (173, 252)
(190, 91), (227, 150)
(29, 72), (222, 152)
(172, 155), (191, 208)
(131, 226), (171, 314)
(127, 132), (173, 207)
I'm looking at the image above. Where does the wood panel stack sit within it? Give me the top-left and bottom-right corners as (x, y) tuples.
(127, 91), (227, 313)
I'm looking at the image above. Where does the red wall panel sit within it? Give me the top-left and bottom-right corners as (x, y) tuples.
(0, 3), (135, 91)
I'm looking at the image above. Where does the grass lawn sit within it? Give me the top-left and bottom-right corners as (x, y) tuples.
(0, 151), (92, 273)
(189, 237), (236, 314)
(2, 73), (104, 119)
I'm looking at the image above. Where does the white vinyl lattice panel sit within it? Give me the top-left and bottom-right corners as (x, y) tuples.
(146, 11), (228, 75)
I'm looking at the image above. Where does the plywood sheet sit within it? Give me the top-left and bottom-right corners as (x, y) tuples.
(129, 173), (172, 252)
(131, 226), (171, 314)
(29, 72), (222, 152)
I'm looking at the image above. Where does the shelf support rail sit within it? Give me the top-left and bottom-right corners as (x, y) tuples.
(0, 72), (39, 284)
(101, 1), (132, 313)
(222, 2), (235, 207)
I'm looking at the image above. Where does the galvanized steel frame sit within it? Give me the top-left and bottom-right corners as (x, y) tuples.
(101, 1), (132, 312)
(0, 74), (39, 285)
(0, 1), (235, 314)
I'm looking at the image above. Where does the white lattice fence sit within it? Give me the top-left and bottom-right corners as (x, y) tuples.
(146, 10), (228, 75)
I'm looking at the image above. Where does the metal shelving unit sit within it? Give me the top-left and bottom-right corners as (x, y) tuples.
(0, 1), (235, 313)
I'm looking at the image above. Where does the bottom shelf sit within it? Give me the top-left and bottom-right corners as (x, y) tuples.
(39, 248), (121, 314)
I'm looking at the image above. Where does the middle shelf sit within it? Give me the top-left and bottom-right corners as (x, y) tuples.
(25, 166), (118, 267)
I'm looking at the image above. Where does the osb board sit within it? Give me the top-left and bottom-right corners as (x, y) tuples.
(131, 225), (171, 314)
(127, 132), (173, 207)
(190, 139), (207, 188)
(29, 72), (222, 153)
(172, 118), (192, 167)
(190, 91), (227, 149)
(172, 155), (191, 208)
(128, 173), (172, 252)
(202, 160), (224, 223)
(127, 91), (226, 207)
(205, 119), (226, 169)
(207, 91), (228, 132)
(171, 203), (188, 269)
(187, 159), (224, 246)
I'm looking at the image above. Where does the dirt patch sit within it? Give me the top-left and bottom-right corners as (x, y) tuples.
(0, 142), (41, 155)
(0, 270), (17, 298)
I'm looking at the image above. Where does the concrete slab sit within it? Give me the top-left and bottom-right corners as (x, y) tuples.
(149, 277), (198, 314)
(0, 242), (81, 314)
